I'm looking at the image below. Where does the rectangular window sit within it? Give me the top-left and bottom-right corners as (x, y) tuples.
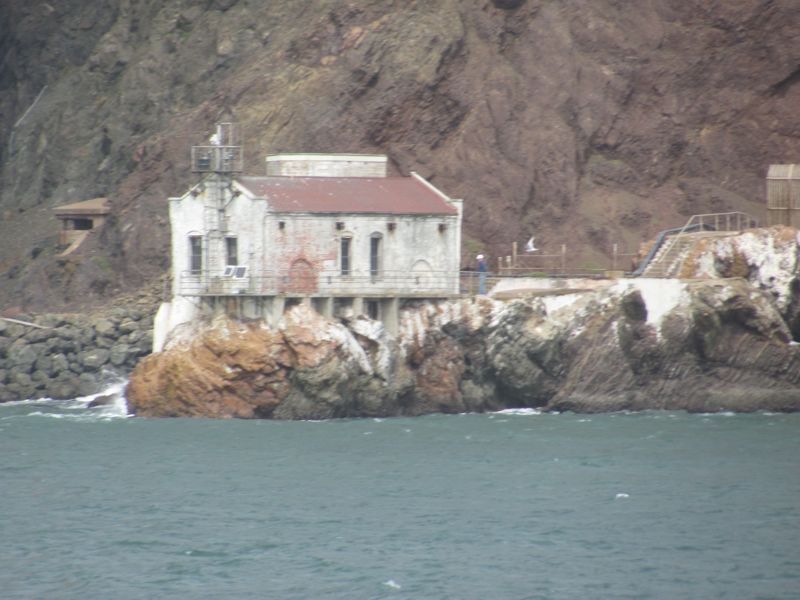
(370, 235), (381, 279)
(189, 236), (202, 274)
(340, 237), (351, 276)
(366, 300), (380, 320)
(225, 236), (238, 266)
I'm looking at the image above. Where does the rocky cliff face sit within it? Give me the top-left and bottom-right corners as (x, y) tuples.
(683, 226), (800, 336)
(127, 230), (800, 418)
(2, 0), (798, 311)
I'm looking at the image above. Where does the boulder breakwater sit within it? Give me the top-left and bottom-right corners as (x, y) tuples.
(0, 308), (152, 402)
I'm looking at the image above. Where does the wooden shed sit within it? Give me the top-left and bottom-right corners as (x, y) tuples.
(767, 165), (800, 227)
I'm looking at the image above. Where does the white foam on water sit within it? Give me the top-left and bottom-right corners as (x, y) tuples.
(492, 408), (542, 416)
(2, 378), (130, 421)
(615, 493), (630, 499)
(0, 397), (62, 407)
(383, 579), (402, 590)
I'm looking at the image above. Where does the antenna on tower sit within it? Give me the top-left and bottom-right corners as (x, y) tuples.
(191, 122), (243, 174)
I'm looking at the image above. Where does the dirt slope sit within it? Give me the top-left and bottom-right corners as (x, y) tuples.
(1, 0), (798, 311)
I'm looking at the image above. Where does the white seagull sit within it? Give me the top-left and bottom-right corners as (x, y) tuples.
(525, 236), (538, 252)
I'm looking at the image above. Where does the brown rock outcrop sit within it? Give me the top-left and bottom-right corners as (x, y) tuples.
(127, 278), (800, 418)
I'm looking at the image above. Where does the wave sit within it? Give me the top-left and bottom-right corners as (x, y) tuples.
(492, 408), (543, 416)
(0, 378), (130, 421)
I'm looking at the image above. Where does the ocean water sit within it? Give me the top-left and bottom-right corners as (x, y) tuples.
(1, 388), (798, 600)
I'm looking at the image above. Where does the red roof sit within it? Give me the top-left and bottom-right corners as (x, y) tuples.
(236, 175), (458, 216)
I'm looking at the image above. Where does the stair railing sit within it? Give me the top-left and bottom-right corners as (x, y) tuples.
(635, 211), (759, 277)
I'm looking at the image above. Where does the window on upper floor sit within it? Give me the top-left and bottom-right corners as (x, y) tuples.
(370, 233), (382, 280)
(225, 236), (238, 266)
(189, 235), (202, 274)
(340, 236), (352, 276)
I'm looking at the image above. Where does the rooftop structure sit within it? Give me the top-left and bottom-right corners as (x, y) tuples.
(266, 153), (387, 178)
(767, 164), (800, 227)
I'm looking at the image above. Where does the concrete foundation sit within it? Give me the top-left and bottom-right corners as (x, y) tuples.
(152, 292), (453, 352)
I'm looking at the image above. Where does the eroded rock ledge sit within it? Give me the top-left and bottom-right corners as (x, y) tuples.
(126, 277), (800, 418)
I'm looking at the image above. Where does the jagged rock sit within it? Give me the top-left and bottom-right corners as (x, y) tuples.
(7, 343), (38, 373)
(48, 377), (80, 400)
(79, 348), (110, 370)
(11, 371), (33, 388)
(38, 314), (68, 328)
(51, 353), (70, 374)
(34, 354), (53, 376)
(685, 226), (800, 338)
(31, 370), (48, 383)
(109, 343), (130, 367)
(118, 320), (139, 334)
(127, 277), (800, 418)
(23, 327), (52, 343)
(88, 394), (113, 408)
(1, 323), (25, 340)
(95, 336), (115, 349)
(93, 318), (116, 337)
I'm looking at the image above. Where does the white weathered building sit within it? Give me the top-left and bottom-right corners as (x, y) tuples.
(153, 130), (462, 352)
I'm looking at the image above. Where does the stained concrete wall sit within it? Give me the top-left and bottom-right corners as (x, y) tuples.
(157, 170), (462, 350)
(169, 174), (462, 297)
(265, 153), (387, 178)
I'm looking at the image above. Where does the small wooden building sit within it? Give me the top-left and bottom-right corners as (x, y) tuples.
(766, 165), (800, 227)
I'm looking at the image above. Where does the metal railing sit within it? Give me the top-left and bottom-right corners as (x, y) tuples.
(637, 211), (759, 277)
(178, 269), (460, 297)
(191, 145), (243, 173)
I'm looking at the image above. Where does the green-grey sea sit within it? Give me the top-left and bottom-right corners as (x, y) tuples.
(1, 384), (798, 599)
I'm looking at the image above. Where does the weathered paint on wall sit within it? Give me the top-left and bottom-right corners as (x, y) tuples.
(266, 153), (387, 178)
(156, 155), (462, 351)
(169, 175), (462, 298)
